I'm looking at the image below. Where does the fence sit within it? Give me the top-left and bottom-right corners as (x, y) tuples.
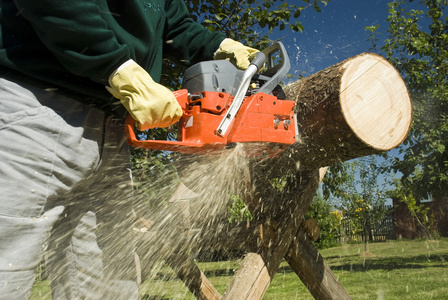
(340, 205), (395, 242)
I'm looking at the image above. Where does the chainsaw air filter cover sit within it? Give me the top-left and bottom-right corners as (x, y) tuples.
(182, 60), (245, 96)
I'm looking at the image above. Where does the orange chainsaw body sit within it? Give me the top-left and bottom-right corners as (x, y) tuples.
(125, 89), (296, 156)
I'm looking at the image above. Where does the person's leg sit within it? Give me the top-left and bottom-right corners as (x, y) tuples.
(92, 116), (139, 285)
(97, 116), (140, 299)
(47, 115), (139, 299)
(0, 77), (103, 298)
(48, 211), (105, 299)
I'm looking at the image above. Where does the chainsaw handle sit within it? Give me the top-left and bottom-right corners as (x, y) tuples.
(124, 89), (196, 151)
(250, 51), (267, 70)
(124, 113), (201, 152)
(257, 42), (291, 95)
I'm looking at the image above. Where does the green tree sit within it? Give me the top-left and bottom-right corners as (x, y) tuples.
(323, 156), (389, 252)
(367, 0), (448, 201)
(306, 191), (342, 249)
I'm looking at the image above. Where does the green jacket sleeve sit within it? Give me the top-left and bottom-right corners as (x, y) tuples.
(163, 0), (226, 66)
(13, 0), (130, 84)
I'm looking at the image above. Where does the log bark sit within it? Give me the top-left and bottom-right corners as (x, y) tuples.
(283, 53), (412, 168)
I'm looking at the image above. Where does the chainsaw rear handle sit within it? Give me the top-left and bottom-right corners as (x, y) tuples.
(125, 114), (203, 153)
(124, 89), (196, 152)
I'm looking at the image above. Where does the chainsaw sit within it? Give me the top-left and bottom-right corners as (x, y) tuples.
(124, 42), (297, 157)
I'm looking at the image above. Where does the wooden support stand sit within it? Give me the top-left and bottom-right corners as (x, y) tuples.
(166, 251), (221, 300)
(222, 168), (326, 299)
(143, 53), (412, 299)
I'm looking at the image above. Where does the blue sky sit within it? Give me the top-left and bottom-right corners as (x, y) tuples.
(276, 0), (393, 82)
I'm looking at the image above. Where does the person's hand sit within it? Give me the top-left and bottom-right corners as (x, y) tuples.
(106, 60), (182, 130)
(214, 38), (259, 70)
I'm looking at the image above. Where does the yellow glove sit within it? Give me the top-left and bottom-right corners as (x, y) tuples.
(214, 38), (259, 70)
(106, 60), (182, 130)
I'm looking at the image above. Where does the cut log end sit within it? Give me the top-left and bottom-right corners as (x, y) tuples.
(340, 53), (412, 151)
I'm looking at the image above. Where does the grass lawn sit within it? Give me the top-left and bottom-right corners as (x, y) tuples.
(31, 239), (448, 299)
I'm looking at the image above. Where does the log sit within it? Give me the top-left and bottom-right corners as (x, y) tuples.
(283, 53), (412, 168)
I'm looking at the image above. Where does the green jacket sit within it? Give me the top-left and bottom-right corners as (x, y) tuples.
(0, 0), (225, 111)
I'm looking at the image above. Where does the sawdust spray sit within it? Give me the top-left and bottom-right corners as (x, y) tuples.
(133, 143), (253, 297)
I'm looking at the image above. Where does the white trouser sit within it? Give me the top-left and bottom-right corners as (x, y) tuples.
(0, 77), (138, 299)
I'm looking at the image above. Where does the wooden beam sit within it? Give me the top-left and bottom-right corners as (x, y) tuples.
(285, 227), (351, 300)
(166, 252), (222, 300)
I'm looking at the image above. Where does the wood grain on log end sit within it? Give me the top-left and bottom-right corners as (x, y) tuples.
(339, 53), (412, 151)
